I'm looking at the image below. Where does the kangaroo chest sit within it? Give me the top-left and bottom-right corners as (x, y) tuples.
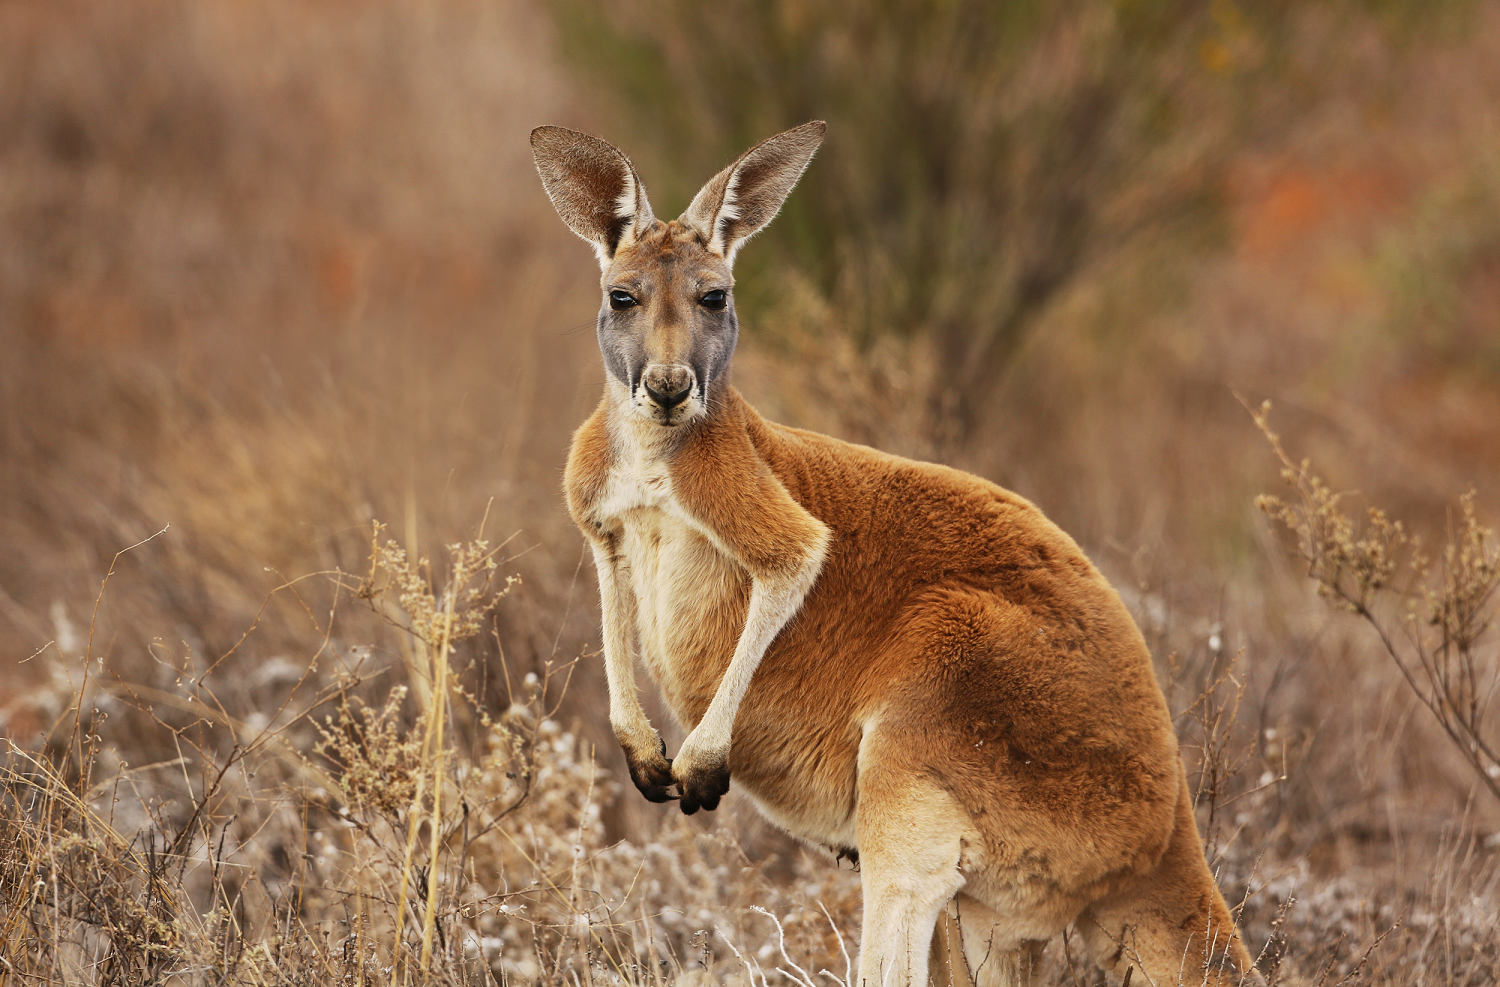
(599, 449), (749, 722)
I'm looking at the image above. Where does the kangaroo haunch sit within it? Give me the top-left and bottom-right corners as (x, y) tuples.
(531, 121), (1257, 987)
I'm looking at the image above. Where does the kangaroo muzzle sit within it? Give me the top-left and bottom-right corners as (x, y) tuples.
(641, 363), (696, 412)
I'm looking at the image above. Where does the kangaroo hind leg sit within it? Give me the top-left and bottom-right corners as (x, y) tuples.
(1076, 781), (1258, 986)
(855, 734), (971, 987)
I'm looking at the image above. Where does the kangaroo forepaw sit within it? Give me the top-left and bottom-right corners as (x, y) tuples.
(622, 736), (677, 803)
(674, 754), (730, 814)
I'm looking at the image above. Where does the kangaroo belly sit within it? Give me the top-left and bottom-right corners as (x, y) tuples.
(619, 506), (860, 848)
(733, 706), (862, 850)
(620, 507), (748, 720)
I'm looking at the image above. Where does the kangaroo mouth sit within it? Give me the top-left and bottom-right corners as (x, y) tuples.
(634, 393), (701, 428)
(653, 405), (694, 427)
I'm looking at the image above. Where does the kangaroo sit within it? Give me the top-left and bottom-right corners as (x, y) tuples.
(531, 121), (1256, 987)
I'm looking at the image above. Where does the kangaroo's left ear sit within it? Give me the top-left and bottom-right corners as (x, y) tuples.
(679, 120), (825, 266)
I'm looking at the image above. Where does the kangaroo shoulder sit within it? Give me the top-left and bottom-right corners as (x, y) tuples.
(668, 394), (829, 578)
(564, 402), (615, 534)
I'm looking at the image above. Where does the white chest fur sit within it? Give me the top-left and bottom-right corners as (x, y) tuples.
(597, 424), (743, 710)
(596, 424), (674, 519)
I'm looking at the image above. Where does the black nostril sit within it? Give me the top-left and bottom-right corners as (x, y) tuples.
(644, 380), (692, 409)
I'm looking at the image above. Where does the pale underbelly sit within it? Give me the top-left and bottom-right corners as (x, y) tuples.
(739, 763), (860, 851)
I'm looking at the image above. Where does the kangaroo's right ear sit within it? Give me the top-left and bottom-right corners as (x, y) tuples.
(531, 126), (656, 268)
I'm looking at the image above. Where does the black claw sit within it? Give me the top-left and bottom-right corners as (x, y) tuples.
(624, 742), (676, 804)
(674, 760), (731, 814)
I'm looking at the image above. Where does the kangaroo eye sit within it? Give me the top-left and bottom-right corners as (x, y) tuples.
(699, 289), (727, 310)
(608, 289), (638, 310)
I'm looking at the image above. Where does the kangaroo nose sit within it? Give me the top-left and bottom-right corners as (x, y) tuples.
(642, 365), (694, 409)
(644, 380), (691, 408)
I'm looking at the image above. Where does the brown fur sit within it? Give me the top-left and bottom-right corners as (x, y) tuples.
(537, 122), (1257, 986)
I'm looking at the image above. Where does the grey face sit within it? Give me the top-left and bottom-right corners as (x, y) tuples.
(597, 219), (738, 428)
(531, 123), (825, 423)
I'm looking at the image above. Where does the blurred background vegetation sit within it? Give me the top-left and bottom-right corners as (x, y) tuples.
(2, 0), (1498, 982)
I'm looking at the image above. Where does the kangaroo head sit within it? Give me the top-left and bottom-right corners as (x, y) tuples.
(531, 121), (825, 427)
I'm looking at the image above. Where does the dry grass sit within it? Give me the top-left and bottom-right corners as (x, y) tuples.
(1256, 402), (1500, 804)
(3, 0), (1499, 983)
(1, 531), (860, 984)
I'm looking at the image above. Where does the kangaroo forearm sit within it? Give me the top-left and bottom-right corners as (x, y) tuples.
(590, 540), (675, 802)
(588, 542), (653, 746)
(693, 542), (826, 748)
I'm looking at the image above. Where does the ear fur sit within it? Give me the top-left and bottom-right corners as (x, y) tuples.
(680, 120), (826, 265)
(531, 126), (656, 267)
